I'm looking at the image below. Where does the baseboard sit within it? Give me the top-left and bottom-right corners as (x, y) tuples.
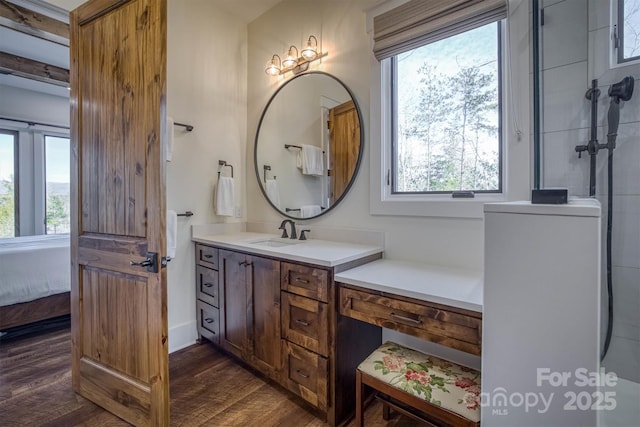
(169, 320), (197, 353)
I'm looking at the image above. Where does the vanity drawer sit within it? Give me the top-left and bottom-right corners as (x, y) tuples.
(197, 300), (219, 345)
(339, 286), (482, 355)
(196, 265), (219, 307)
(196, 244), (218, 269)
(281, 262), (329, 303)
(282, 340), (328, 410)
(282, 292), (329, 357)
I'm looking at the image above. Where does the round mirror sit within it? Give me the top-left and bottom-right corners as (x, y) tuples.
(254, 72), (363, 220)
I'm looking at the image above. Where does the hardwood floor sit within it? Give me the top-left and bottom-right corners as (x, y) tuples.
(0, 327), (417, 426)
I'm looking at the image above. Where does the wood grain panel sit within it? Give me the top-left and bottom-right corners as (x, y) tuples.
(282, 340), (328, 411)
(78, 358), (150, 425)
(0, 0), (69, 44)
(0, 292), (70, 330)
(0, 51), (69, 86)
(78, 0), (156, 237)
(81, 267), (150, 381)
(329, 100), (360, 205)
(248, 255), (281, 377)
(218, 250), (248, 359)
(282, 292), (329, 357)
(339, 286), (482, 355)
(281, 262), (329, 302)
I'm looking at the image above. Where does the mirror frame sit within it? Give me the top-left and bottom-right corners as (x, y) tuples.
(254, 71), (364, 220)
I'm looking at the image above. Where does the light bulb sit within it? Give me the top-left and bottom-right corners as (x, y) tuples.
(282, 45), (298, 69)
(301, 35), (318, 60)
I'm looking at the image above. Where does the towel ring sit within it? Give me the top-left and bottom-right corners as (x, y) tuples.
(218, 160), (233, 178)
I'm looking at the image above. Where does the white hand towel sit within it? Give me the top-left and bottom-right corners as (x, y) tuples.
(265, 179), (280, 209)
(302, 144), (323, 176)
(216, 176), (235, 216)
(296, 150), (303, 170)
(167, 210), (177, 259)
(300, 205), (322, 218)
(166, 116), (174, 162)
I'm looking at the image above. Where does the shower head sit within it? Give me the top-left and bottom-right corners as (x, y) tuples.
(608, 76), (634, 102)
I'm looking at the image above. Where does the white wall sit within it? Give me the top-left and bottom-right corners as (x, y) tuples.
(165, 0), (247, 352)
(541, 0), (640, 382)
(247, 0), (531, 364)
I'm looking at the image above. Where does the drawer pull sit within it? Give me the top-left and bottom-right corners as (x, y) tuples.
(295, 369), (310, 379)
(203, 254), (214, 259)
(390, 312), (423, 325)
(203, 282), (214, 288)
(295, 319), (310, 327)
(204, 318), (215, 324)
(294, 278), (310, 284)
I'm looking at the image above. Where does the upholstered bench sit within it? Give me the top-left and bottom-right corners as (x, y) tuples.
(356, 342), (481, 427)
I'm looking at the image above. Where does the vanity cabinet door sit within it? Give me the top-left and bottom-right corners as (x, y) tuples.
(219, 250), (249, 359)
(247, 256), (281, 378)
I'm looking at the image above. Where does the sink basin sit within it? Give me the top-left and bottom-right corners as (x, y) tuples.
(246, 238), (299, 247)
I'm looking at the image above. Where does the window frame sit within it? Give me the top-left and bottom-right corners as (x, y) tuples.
(0, 120), (70, 237)
(370, 20), (511, 219)
(389, 22), (504, 196)
(43, 133), (71, 235)
(0, 129), (20, 237)
(612, 0), (640, 66)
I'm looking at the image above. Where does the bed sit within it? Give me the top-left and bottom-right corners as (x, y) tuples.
(0, 234), (71, 330)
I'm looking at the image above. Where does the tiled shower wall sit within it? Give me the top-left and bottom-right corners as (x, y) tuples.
(541, 0), (640, 382)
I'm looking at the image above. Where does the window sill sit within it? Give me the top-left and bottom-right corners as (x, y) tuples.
(370, 193), (507, 219)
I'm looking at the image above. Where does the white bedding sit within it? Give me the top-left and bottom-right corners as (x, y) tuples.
(0, 234), (71, 306)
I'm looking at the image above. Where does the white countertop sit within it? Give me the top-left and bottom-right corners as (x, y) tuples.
(192, 232), (383, 267)
(335, 259), (483, 313)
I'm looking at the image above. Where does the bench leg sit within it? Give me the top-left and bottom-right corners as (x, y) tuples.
(382, 402), (391, 420)
(356, 369), (365, 427)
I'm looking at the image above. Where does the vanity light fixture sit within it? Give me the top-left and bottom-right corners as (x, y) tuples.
(265, 54), (282, 76)
(265, 35), (327, 76)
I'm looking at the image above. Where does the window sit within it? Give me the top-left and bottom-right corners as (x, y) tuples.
(392, 23), (501, 194)
(615, 0), (640, 64)
(0, 130), (18, 238)
(45, 135), (70, 234)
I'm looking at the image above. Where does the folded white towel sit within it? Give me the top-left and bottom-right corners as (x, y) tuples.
(300, 205), (322, 218)
(302, 144), (323, 176)
(166, 116), (174, 162)
(265, 179), (280, 209)
(296, 150), (303, 170)
(167, 210), (177, 259)
(215, 176), (235, 216)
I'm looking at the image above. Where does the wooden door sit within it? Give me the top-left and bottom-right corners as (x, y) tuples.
(248, 255), (281, 377)
(329, 100), (360, 205)
(69, 0), (168, 426)
(219, 250), (248, 358)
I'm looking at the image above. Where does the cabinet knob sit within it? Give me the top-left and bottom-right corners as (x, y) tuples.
(204, 318), (215, 324)
(203, 282), (214, 288)
(295, 319), (311, 327)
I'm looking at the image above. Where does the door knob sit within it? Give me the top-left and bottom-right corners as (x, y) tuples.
(129, 252), (159, 273)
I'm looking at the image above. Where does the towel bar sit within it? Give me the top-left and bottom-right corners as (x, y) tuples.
(174, 121), (194, 131)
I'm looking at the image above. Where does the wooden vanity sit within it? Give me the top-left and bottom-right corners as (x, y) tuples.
(194, 236), (383, 426)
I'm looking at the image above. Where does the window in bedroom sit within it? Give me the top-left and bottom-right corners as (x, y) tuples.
(0, 130), (18, 238)
(614, 0), (640, 64)
(45, 135), (70, 234)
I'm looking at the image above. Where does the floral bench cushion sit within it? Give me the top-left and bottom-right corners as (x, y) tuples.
(358, 341), (481, 423)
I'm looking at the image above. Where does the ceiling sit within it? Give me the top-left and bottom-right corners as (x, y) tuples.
(1, 0), (285, 98)
(46, 0), (284, 22)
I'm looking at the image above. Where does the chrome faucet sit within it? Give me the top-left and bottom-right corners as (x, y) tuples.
(278, 219), (297, 239)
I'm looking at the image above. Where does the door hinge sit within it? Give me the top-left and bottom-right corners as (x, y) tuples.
(540, 8), (545, 26)
(613, 25), (619, 49)
(386, 169), (390, 186)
